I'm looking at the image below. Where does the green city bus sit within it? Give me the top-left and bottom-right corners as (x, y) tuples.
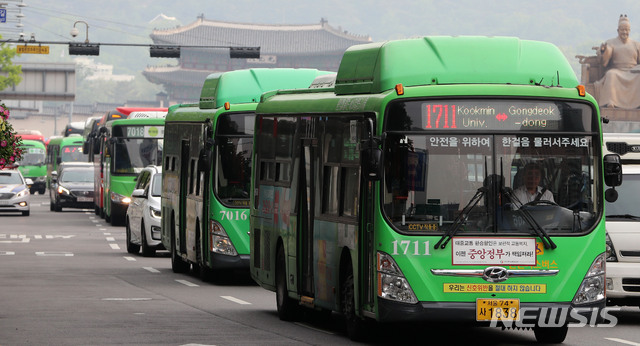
(249, 36), (623, 343)
(17, 139), (47, 194)
(99, 113), (166, 225)
(161, 68), (331, 280)
(46, 135), (88, 191)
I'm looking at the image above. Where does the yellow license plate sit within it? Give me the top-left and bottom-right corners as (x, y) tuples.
(476, 298), (520, 321)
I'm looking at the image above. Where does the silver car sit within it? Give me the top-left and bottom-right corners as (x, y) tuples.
(0, 169), (32, 216)
(126, 165), (164, 256)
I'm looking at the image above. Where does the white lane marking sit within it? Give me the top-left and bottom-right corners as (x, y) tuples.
(96, 224), (103, 227)
(293, 322), (335, 335)
(106, 237), (115, 242)
(100, 228), (107, 231)
(91, 219), (98, 223)
(35, 252), (73, 256)
(102, 298), (152, 301)
(124, 256), (136, 261)
(109, 244), (120, 250)
(104, 233), (111, 235)
(143, 267), (160, 273)
(0, 251), (15, 255)
(605, 338), (640, 346)
(221, 296), (251, 305)
(176, 279), (199, 287)
(34, 235), (42, 239)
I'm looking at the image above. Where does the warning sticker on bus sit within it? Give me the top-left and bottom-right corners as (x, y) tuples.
(444, 283), (546, 294)
(452, 237), (536, 266)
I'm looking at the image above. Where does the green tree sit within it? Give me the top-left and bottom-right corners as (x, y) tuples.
(0, 37), (22, 90)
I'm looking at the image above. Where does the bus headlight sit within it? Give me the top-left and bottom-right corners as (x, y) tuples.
(110, 192), (131, 204)
(377, 251), (418, 304)
(209, 220), (238, 256)
(572, 253), (605, 305)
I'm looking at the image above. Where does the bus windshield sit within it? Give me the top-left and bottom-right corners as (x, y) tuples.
(382, 99), (599, 235)
(113, 138), (163, 174)
(18, 147), (45, 166)
(214, 113), (254, 205)
(61, 145), (88, 162)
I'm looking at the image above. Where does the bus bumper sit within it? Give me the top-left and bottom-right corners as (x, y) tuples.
(376, 299), (606, 325)
(211, 253), (250, 270)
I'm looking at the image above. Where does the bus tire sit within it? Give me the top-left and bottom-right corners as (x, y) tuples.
(171, 215), (190, 273)
(341, 263), (365, 341)
(141, 221), (156, 257)
(276, 245), (299, 321)
(125, 220), (140, 254)
(533, 325), (568, 344)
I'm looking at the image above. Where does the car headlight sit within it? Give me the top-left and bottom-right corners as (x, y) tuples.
(149, 207), (161, 219)
(16, 188), (29, 197)
(57, 185), (70, 195)
(605, 232), (617, 262)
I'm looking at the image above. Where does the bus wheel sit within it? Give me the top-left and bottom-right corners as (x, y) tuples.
(141, 222), (156, 257)
(276, 246), (299, 321)
(341, 265), (365, 341)
(125, 220), (140, 254)
(533, 325), (568, 344)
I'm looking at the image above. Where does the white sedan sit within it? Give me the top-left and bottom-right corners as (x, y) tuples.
(0, 169), (32, 216)
(126, 165), (164, 256)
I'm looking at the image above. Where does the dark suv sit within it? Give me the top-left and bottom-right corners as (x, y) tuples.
(50, 163), (95, 211)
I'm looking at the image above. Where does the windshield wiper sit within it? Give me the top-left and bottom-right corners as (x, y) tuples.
(607, 214), (640, 220)
(434, 186), (486, 249)
(503, 187), (557, 250)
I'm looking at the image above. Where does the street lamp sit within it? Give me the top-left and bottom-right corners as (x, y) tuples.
(69, 20), (99, 56)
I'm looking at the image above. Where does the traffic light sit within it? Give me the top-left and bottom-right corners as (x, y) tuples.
(68, 42), (100, 56)
(150, 45), (180, 58)
(229, 46), (260, 59)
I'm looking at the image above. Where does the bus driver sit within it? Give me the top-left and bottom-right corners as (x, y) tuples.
(512, 162), (555, 205)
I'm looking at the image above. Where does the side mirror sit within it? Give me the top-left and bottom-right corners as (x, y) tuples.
(131, 189), (146, 198)
(603, 154), (622, 203)
(362, 145), (382, 181)
(603, 154), (622, 187)
(51, 171), (58, 183)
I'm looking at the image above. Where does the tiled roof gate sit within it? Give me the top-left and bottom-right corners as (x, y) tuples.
(144, 17), (370, 103)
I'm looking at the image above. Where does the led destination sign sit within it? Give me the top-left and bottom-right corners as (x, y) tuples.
(385, 99), (593, 133)
(422, 101), (562, 131)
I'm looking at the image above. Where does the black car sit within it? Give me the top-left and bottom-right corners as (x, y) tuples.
(50, 164), (95, 211)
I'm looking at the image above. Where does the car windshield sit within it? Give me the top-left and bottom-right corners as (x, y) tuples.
(60, 169), (94, 183)
(606, 173), (640, 218)
(0, 172), (22, 184)
(150, 173), (162, 197)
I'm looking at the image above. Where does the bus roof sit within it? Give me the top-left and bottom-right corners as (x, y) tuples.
(116, 107), (168, 116)
(334, 36), (580, 95)
(198, 68), (333, 109)
(19, 139), (46, 148)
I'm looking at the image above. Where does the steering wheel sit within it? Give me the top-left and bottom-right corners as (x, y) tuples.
(524, 200), (559, 207)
